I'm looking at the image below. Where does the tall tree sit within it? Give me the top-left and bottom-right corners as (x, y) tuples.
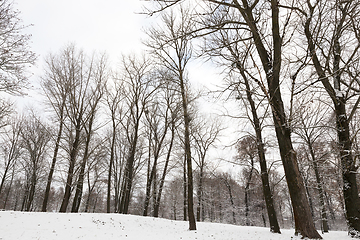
(71, 54), (107, 212)
(117, 55), (153, 214)
(20, 112), (50, 211)
(147, 1), (320, 237)
(299, 0), (360, 235)
(145, 7), (197, 230)
(41, 50), (71, 212)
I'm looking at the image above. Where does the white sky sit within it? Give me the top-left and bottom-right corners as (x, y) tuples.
(13, 0), (240, 163)
(16, 0), (147, 63)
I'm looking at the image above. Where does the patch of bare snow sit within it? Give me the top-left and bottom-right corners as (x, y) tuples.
(0, 211), (350, 240)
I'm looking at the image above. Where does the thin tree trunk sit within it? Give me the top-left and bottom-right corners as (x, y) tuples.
(308, 144), (329, 233)
(236, 63), (280, 233)
(42, 103), (65, 212)
(59, 120), (82, 212)
(183, 156), (187, 221)
(223, 177), (236, 224)
(179, 70), (196, 230)
(119, 128), (139, 214)
(244, 158), (254, 226)
(107, 126), (116, 213)
(196, 166), (204, 222)
(3, 167), (15, 209)
(153, 122), (175, 217)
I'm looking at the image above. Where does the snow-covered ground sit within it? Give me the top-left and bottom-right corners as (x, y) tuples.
(0, 211), (350, 240)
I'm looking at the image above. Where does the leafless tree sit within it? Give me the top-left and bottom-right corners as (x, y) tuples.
(191, 115), (222, 222)
(296, 0), (360, 235)
(40, 48), (72, 212)
(0, 117), (22, 198)
(0, 0), (36, 95)
(146, 1), (320, 237)
(56, 45), (107, 212)
(20, 112), (50, 211)
(117, 54), (153, 214)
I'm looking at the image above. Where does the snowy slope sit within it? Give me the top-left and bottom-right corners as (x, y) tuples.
(0, 211), (350, 240)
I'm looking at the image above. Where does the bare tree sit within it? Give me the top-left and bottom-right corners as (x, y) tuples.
(191, 115), (222, 222)
(145, 7), (197, 230)
(117, 54), (153, 214)
(0, 0), (36, 95)
(147, 1), (320, 237)
(20, 112), (50, 211)
(71, 55), (107, 212)
(298, 0), (360, 235)
(0, 117), (22, 197)
(40, 49), (72, 212)
(57, 45), (106, 212)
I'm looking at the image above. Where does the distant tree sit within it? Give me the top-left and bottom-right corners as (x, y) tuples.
(191, 115), (222, 222)
(0, 117), (22, 196)
(20, 112), (50, 211)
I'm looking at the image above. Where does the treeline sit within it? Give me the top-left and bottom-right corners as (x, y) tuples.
(0, 0), (360, 239)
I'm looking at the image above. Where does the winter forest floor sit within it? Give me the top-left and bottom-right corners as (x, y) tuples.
(0, 211), (351, 240)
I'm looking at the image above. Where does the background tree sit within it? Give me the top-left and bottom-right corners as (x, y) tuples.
(20, 112), (50, 211)
(0, 117), (22, 207)
(191, 115), (222, 222)
(0, 0), (36, 95)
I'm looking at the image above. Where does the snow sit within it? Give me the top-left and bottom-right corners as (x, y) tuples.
(0, 211), (350, 240)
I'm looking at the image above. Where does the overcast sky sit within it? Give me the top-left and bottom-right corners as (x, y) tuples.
(13, 0), (221, 109)
(16, 0), (148, 68)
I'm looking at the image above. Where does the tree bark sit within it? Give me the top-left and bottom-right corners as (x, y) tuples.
(304, 8), (360, 236)
(59, 119), (82, 212)
(180, 72), (196, 230)
(238, 1), (321, 237)
(42, 99), (65, 212)
(154, 120), (175, 217)
(238, 65), (280, 233)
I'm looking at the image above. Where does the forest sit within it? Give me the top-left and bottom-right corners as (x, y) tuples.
(0, 0), (360, 239)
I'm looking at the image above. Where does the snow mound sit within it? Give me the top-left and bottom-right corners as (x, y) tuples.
(0, 211), (350, 240)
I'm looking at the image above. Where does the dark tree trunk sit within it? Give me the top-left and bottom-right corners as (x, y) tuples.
(183, 156), (187, 221)
(308, 144), (329, 233)
(71, 115), (94, 213)
(42, 102), (65, 212)
(3, 167), (15, 209)
(107, 120), (116, 213)
(304, 12), (360, 236)
(236, 64), (280, 233)
(179, 70), (196, 230)
(336, 101), (360, 236)
(59, 119), (82, 212)
(223, 177), (236, 224)
(153, 121), (175, 217)
(237, 1), (321, 237)
(119, 127), (139, 214)
(196, 166), (204, 222)
(244, 157), (254, 226)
